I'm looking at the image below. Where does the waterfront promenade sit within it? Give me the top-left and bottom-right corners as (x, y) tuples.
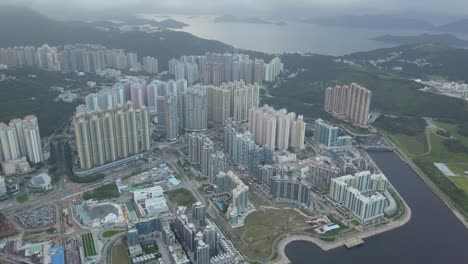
(272, 193), (412, 263)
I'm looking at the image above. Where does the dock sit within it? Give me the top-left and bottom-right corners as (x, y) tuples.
(344, 238), (364, 248)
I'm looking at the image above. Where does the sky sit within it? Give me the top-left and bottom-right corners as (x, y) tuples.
(1, 0), (467, 20)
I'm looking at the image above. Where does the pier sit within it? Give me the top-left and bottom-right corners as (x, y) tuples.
(344, 238), (364, 248)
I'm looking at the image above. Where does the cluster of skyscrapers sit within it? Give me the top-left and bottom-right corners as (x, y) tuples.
(324, 83), (372, 127)
(269, 174), (311, 207)
(314, 118), (353, 149)
(169, 56), (200, 85)
(206, 81), (260, 123)
(83, 78), (260, 145)
(0, 115), (43, 164)
(214, 171), (251, 227)
(0, 44), (158, 74)
(182, 86), (209, 132)
(329, 171), (388, 223)
(173, 205), (238, 264)
(169, 53), (283, 86)
(248, 105), (306, 151)
(224, 119), (273, 177)
(307, 160), (341, 192)
(74, 101), (151, 170)
(188, 133), (227, 184)
(251, 164), (311, 208)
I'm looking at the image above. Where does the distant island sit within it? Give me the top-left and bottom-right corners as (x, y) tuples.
(214, 15), (287, 26)
(372, 33), (468, 47)
(156, 19), (189, 29)
(302, 15), (434, 30)
(437, 18), (468, 34)
(92, 17), (189, 30)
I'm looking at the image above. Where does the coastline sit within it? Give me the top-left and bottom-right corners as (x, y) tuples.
(272, 188), (412, 263)
(380, 133), (468, 228)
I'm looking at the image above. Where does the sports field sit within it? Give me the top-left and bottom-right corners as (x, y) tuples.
(81, 232), (97, 257)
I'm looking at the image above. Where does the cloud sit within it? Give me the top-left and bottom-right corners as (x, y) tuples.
(1, 0), (467, 18)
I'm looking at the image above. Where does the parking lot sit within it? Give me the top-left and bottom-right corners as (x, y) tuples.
(15, 205), (56, 229)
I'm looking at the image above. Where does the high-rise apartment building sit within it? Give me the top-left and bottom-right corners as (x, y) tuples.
(188, 133), (206, 165)
(308, 161), (341, 192)
(253, 59), (265, 84)
(270, 175), (310, 207)
(0, 123), (21, 161)
(74, 102), (151, 170)
(0, 115), (43, 164)
(142, 56), (158, 74)
(182, 86), (208, 132)
(329, 171), (388, 223)
(264, 57), (284, 82)
(9, 119), (26, 157)
(126, 52), (139, 69)
(206, 85), (231, 125)
(208, 151), (227, 184)
(130, 79), (148, 108)
(215, 171), (250, 226)
(165, 95), (179, 141)
(248, 105), (306, 151)
(226, 81), (260, 122)
(192, 201), (206, 224)
(314, 119), (353, 149)
(85, 87), (125, 111)
(203, 224), (218, 257)
(200, 138), (214, 178)
(195, 240), (210, 264)
(324, 83), (372, 127)
(0, 176), (7, 196)
(290, 115), (306, 149)
(0, 44), (156, 74)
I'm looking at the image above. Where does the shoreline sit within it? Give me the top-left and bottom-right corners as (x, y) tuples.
(273, 190), (412, 263)
(380, 133), (468, 228)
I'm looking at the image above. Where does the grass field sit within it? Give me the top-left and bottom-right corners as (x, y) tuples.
(411, 121), (468, 215)
(230, 208), (307, 259)
(82, 183), (120, 201)
(375, 116), (428, 158)
(434, 121), (468, 146)
(15, 192), (29, 203)
(450, 177), (468, 193)
(378, 118), (468, 216)
(385, 131), (428, 158)
(447, 163), (468, 175)
(166, 188), (196, 206)
(102, 230), (123, 238)
(81, 233), (97, 257)
(111, 239), (130, 264)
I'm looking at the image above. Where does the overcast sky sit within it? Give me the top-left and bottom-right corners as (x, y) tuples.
(2, 0), (468, 20)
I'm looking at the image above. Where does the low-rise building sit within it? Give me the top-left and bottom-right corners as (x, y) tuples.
(29, 173), (52, 191)
(1, 157), (31, 176)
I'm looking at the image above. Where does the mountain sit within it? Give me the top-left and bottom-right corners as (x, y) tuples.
(157, 19), (189, 29)
(0, 5), (230, 70)
(303, 15), (434, 30)
(342, 43), (468, 82)
(438, 18), (468, 34)
(372, 34), (468, 47)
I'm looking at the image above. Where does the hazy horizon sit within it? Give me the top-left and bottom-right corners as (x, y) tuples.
(1, 0), (467, 23)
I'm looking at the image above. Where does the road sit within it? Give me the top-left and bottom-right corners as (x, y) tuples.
(98, 232), (127, 264)
(1, 160), (160, 217)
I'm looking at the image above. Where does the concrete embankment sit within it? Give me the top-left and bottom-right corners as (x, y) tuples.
(273, 197), (412, 264)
